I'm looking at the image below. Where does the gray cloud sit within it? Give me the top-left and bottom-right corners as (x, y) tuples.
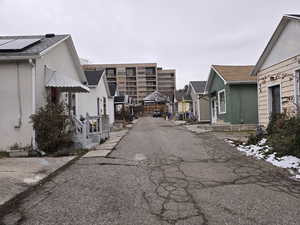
(1, 0), (300, 88)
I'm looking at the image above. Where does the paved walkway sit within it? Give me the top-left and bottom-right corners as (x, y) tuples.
(1, 118), (300, 225)
(0, 157), (75, 208)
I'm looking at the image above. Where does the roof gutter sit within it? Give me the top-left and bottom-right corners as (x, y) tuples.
(227, 80), (257, 85)
(0, 55), (39, 61)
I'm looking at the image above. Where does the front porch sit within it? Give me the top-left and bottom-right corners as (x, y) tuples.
(72, 114), (110, 149)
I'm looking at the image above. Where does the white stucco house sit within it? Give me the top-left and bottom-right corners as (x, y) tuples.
(0, 34), (90, 150)
(77, 70), (115, 126)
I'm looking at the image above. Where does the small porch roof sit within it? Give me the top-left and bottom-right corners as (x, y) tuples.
(46, 71), (90, 93)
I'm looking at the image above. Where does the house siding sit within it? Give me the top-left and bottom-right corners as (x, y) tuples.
(35, 40), (82, 110)
(199, 96), (210, 121)
(0, 39), (87, 150)
(208, 70), (258, 124)
(257, 56), (299, 127)
(107, 97), (115, 126)
(177, 101), (191, 113)
(77, 75), (115, 126)
(0, 61), (33, 149)
(190, 86), (209, 122)
(208, 72), (231, 123)
(229, 84), (258, 124)
(261, 20), (300, 70)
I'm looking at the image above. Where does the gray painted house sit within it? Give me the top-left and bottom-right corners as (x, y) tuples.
(189, 81), (210, 122)
(206, 65), (258, 124)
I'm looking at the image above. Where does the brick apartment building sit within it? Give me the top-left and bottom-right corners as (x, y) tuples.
(82, 63), (176, 104)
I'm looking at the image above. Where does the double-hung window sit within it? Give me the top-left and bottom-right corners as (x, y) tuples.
(218, 89), (226, 114)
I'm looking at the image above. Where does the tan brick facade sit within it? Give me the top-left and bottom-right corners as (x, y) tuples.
(83, 63), (176, 103)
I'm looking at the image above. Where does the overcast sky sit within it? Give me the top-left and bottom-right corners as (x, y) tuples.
(1, 0), (300, 88)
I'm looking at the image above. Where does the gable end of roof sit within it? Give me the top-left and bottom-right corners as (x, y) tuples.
(251, 15), (300, 76)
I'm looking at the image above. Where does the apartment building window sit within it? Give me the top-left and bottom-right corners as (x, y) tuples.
(126, 67), (136, 77)
(145, 67), (156, 75)
(106, 68), (116, 78)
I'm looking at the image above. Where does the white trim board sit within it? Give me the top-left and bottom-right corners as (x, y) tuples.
(218, 89), (226, 114)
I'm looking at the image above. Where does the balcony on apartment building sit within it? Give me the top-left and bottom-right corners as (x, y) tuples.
(158, 77), (175, 81)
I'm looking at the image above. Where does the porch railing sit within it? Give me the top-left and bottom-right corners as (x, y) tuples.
(72, 113), (110, 142)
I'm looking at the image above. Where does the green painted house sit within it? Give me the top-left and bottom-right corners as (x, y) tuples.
(206, 65), (258, 124)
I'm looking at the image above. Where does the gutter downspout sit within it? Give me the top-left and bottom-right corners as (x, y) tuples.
(29, 59), (36, 150)
(14, 62), (22, 129)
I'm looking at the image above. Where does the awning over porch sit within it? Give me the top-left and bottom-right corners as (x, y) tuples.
(45, 71), (90, 93)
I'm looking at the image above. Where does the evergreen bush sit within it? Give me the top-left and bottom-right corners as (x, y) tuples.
(30, 100), (73, 154)
(267, 113), (300, 158)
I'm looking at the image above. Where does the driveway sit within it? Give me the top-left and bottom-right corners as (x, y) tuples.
(1, 117), (300, 225)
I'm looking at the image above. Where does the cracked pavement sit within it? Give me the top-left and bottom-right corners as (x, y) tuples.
(1, 117), (300, 225)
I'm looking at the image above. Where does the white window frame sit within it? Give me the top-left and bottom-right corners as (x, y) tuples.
(218, 89), (226, 114)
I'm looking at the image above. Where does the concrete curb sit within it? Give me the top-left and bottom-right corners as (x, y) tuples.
(106, 118), (140, 157)
(0, 154), (82, 218)
(82, 118), (140, 158)
(105, 129), (129, 158)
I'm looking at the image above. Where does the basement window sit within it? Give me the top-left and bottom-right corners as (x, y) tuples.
(218, 89), (226, 114)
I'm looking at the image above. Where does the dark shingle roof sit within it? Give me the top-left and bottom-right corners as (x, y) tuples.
(108, 83), (117, 96)
(190, 81), (206, 93)
(286, 14), (300, 18)
(84, 70), (104, 86)
(175, 88), (192, 101)
(0, 34), (69, 58)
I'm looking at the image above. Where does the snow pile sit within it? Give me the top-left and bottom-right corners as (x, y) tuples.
(225, 138), (300, 180)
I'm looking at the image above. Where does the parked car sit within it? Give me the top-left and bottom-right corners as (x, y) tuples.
(152, 111), (162, 118)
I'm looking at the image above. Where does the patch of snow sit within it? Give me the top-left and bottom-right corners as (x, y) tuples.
(23, 175), (44, 184)
(226, 138), (300, 180)
(224, 139), (238, 147)
(134, 153), (147, 161)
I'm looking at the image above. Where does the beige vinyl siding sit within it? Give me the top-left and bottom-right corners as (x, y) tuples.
(257, 55), (300, 127)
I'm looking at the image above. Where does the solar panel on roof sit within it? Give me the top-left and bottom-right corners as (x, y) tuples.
(0, 39), (14, 47)
(0, 38), (41, 51)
